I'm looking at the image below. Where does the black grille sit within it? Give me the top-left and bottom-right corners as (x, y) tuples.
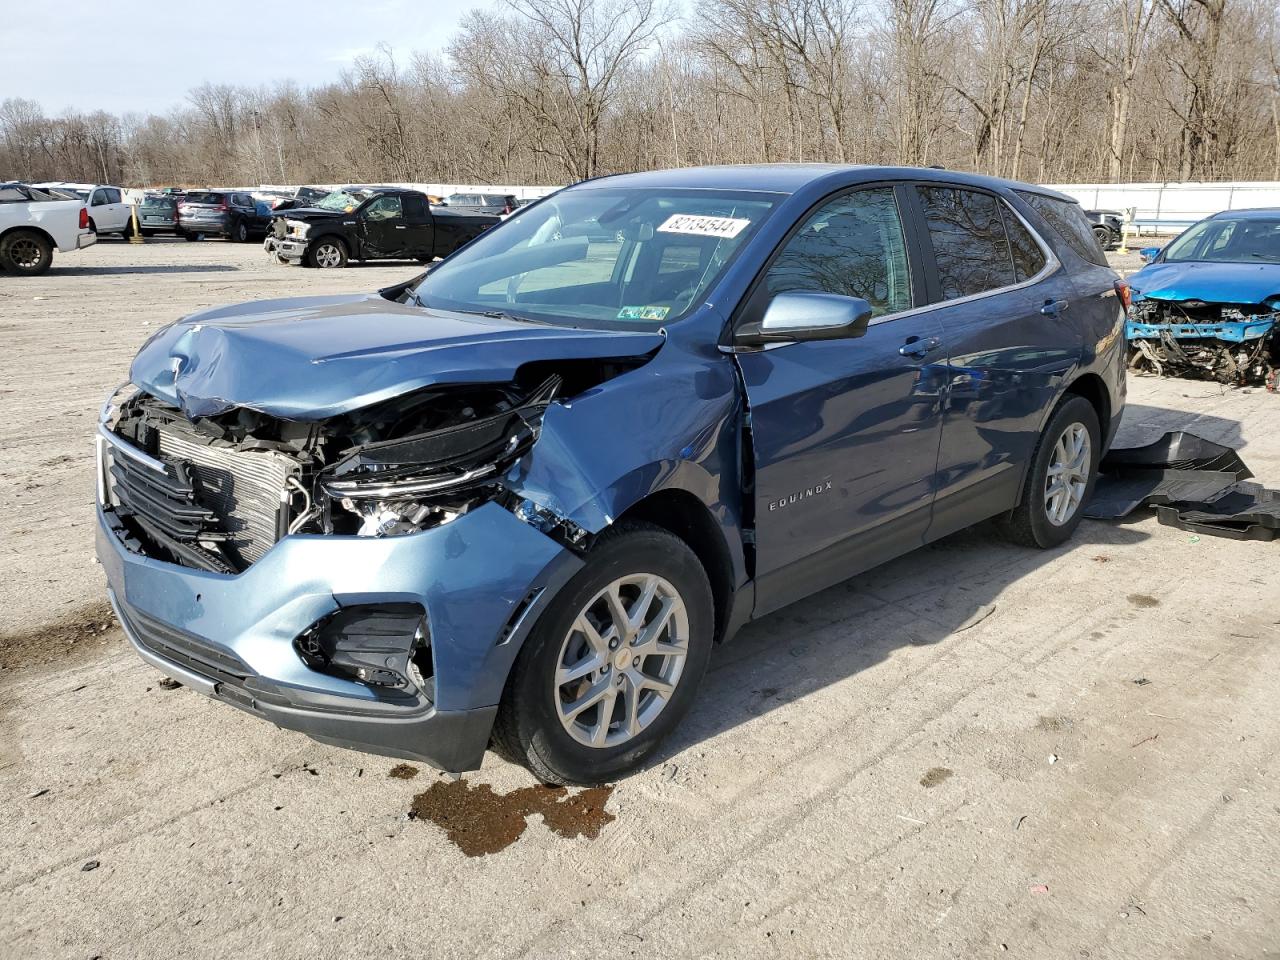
(121, 601), (253, 683)
(109, 455), (217, 542)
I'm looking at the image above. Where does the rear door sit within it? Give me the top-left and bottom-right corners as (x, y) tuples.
(908, 183), (1081, 542)
(400, 193), (435, 257)
(732, 184), (947, 617)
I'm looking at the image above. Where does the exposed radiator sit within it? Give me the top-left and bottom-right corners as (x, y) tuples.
(154, 428), (298, 567)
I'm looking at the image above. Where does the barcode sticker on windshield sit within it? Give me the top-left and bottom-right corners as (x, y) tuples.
(657, 214), (751, 239)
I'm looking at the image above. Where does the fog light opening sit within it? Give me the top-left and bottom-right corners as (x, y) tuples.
(294, 603), (432, 699)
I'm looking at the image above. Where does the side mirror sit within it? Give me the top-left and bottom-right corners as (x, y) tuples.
(735, 291), (874, 347)
(1139, 246), (1161, 264)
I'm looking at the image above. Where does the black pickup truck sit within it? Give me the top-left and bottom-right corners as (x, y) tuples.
(266, 187), (500, 268)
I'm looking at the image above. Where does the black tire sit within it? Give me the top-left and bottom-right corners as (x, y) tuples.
(87, 218), (97, 237)
(493, 522), (714, 785)
(232, 220), (250, 243)
(999, 395), (1101, 548)
(0, 229), (54, 276)
(305, 237), (348, 268)
(184, 232), (202, 242)
(1093, 226), (1112, 250)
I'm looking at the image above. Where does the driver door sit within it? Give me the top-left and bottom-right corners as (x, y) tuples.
(732, 185), (948, 616)
(359, 195), (406, 258)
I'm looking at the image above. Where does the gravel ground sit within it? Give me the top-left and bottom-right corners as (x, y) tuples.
(2, 238), (1278, 959)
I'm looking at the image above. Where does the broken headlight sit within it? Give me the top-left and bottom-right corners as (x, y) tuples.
(317, 379), (558, 538)
(284, 219), (311, 238)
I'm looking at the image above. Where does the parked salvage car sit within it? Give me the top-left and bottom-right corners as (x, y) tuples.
(444, 191), (520, 215)
(177, 190), (271, 242)
(36, 182), (134, 238)
(1127, 208), (1280, 388)
(0, 181), (96, 275)
(1085, 209), (1123, 249)
(265, 187), (498, 268)
(96, 165), (1127, 784)
(136, 195), (181, 236)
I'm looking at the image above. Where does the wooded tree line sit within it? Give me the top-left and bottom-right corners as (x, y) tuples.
(3, 0), (1278, 188)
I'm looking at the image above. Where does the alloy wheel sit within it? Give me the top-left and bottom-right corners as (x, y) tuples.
(554, 573), (689, 748)
(1044, 422), (1091, 526)
(9, 237), (43, 270)
(314, 243), (342, 267)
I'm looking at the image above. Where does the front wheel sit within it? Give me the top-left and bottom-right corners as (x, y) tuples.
(306, 238), (347, 268)
(999, 395), (1100, 548)
(493, 522), (714, 785)
(1093, 226), (1112, 250)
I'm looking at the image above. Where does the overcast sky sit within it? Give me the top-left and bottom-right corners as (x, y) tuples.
(0, 0), (490, 116)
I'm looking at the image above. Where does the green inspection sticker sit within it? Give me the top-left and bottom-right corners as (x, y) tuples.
(617, 305), (670, 321)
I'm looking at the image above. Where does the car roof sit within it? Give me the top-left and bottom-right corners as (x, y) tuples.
(1208, 208), (1280, 219)
(574, 163), (1078, 203)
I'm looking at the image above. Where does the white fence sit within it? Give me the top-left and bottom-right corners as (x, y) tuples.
(1046, 181), (1280, 229)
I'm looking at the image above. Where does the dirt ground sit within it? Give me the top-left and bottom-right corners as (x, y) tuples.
(2, 238), (1279, 959)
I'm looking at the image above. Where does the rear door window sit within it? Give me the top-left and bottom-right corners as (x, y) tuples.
(1015, 191), (1108, 266)
(1002, 205), (1048, 282)
(402, 194), (428, 219)
(765, 186), (913, 317)
(916, 186), (1016, 300)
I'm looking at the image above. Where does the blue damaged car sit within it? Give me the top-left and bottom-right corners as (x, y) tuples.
(1129, 208), (1280, 387)
(96, 165), (1127, 784)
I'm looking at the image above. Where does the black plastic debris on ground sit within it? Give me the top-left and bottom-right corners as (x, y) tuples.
(1086, 431), (1279, 540)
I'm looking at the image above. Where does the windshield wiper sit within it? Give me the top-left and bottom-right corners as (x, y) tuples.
(453, 307), (547, 325)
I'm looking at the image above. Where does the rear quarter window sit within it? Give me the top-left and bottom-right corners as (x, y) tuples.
(1016, 191), (1108, 266)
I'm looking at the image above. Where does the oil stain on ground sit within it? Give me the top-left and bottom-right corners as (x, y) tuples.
(0, 600), (119, 671)
(1127, 594), (1160, 608)
(920, 767), (953, 788)
(409, 779), (615, 857)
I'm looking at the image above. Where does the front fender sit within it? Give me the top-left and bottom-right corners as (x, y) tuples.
(506, 338), (748, 580)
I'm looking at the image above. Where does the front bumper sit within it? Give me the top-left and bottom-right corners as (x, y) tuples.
(96, 500), (581, 771)
(269, 237), (308, 262)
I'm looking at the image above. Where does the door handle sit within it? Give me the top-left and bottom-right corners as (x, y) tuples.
(1040, 299), (1069, 317)
(395, 225), (407, 230)
(899, 335), (941, 358)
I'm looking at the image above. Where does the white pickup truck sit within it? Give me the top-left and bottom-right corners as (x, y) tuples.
(0, 182), (97, 275)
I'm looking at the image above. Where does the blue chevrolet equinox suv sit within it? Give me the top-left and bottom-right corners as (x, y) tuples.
(96, 165), (1127, 784)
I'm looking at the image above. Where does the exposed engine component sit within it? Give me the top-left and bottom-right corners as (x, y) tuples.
(101, 360), (646, 574)
(1126, 298), (1279, 388)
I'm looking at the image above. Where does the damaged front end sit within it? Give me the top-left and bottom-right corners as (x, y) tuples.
(1126, 297), (1280, 389)
(99, 368), (614, 575)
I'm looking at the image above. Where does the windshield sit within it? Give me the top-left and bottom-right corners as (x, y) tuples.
(412, 187), (780, 329)
(184, 192), (224, 204)
(1163, 216), (1280, 263)
(317, 189), (369, 212)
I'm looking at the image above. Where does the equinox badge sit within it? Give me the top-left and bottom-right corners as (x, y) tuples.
(769, 480), (834, 511)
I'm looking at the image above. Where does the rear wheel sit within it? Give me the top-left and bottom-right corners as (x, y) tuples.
(0, 229), (54, 276)
(493, 522), (714, 785)
(1093, 225), (1112, 249)
(306, 238), (347, 268)
(999, 395), (1100, 548)
(232, 220), (250, 243)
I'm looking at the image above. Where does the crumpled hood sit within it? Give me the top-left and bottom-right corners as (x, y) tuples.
(131, 294), (665, 420)
(1131, 260), (1280, 305)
